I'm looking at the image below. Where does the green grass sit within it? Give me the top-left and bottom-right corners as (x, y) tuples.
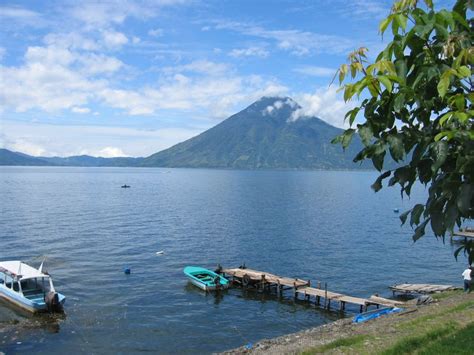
(396, 300), (474, 330)
(301, 334), (369, 354)
(381, 322), (459, 355)
(300, 294), (473, 355)
(418, 322), (474, 355)
(432, 289), (463, 301)
(382, 322), (474, 355)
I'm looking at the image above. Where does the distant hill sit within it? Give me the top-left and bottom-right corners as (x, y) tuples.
(142, 97), (368, 169)
(40, 155), (143, 167)
(0, 149), (52, 166)
(0, 149), (142, 167)
(1, 97), (375, 170)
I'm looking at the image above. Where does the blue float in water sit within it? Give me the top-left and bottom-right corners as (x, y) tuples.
(393, 208), (399, 213)
(124, 267), (131, 274)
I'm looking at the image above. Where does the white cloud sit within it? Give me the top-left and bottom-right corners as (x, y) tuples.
(1, 120), (203, 157)
(0, 44), (110, 112)
(336, 0), (390, 20)
(1, 138), (47, 156)
(148, 28), (164, 37)
(262, 98), (297, 116)
(68, 0), (190, 28)
(293, 65), (336, 77)
(229, 46), (269, 58)
(80, 146), (128, 158)
(98, 70), (287, 118)
(1, 37), (285, 119)
(43, 32), (99, 51)
(71, 107), (91, 114)
(78, 53), (124, 75)
(162, 60), (230, 76)
(212, 20), (355, 55)
(0, 6), (41, 21)
(292, 86), (356, 128)
(102, 30), (128, 49)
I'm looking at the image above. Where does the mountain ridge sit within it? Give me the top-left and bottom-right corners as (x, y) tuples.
(1, 97), (371, 170)
(142, 96), (368, 169)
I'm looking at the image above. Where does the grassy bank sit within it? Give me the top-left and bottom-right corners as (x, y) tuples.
(303, 290), (474, 354)
(225, 290), (473, 354)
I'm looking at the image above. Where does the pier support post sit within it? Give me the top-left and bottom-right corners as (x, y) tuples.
(324, 282), (328, 309)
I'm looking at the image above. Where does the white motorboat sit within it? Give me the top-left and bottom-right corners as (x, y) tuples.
(0, 260), (66, 313)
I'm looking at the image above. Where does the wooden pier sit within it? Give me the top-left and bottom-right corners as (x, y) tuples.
(390, 283), (461, 295)
(452, 228), (474, 239)
(222, 267), (402, 312)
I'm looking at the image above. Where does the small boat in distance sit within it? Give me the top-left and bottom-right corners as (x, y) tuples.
(121, 184), (131, 188)
(183, 266), (230, 292)
(0, 260), (66, 313)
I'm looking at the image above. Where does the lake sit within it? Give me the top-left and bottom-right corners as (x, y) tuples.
(0, 167), (466, 353)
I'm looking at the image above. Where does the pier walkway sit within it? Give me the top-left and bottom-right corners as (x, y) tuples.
(222, 267), (402, 312)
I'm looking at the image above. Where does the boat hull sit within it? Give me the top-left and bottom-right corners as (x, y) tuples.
(184, 266), (230, 292)
(187, 276), (229, 291)
(0, 287), (66, 313)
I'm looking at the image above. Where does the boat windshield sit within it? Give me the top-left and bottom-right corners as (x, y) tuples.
(20, 277), (52, 298)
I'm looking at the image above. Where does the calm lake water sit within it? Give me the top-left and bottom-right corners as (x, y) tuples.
(0, 167), (466, 353)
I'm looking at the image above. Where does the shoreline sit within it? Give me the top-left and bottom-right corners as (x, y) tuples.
(221, 290), (473, 354)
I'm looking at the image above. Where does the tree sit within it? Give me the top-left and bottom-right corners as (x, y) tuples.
(333, 0), (473, 263)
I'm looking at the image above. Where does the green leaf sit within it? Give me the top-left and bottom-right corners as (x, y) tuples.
(410, 204), (425, 227)
(344, 107), (361, 126)
(457, 183), (473, 215)
(371, 170), (391, 192)
(457, 66), (471, 78)
(343, 84), (354, 102)
(358, 125), (373, 146)
(331, 134), (343, 145)
(437, 75), (450, 98)
(387, 134), (405, 162)
(413, 219), (430, 242)
(423, 0), (433, 9)
(395, 60), (407, 82)
(399, 210), (410, 225)
(430, 212), (445, 237)
(379, 15), (392, 35)
(454, 112), (469, 123)
(439, 112), (453, 126)
(431, 141), (448, 173)
(377, 75), (393, 93)
(393, 94), (406, 113)
(434, 131), (455, 141)
(395, 14), (408, 31)
(372, 150), (386, 171)
(342, 129), (355, 149)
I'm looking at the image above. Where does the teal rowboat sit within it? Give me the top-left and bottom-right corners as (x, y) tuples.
(183, 266), (230, 291)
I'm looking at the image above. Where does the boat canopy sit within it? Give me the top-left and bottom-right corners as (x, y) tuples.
(0, 261), (49, 280)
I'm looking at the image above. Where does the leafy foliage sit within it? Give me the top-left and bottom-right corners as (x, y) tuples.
(333, 0), (474, 262)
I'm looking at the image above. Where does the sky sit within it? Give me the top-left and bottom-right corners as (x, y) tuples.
(0, 0), (444, 157)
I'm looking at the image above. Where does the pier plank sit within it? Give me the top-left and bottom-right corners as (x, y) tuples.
(222, 268), (309, 288)
(223, 266), (407, 311)
(389, 283), (460, 294)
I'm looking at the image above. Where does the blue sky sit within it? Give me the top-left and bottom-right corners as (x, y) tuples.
(0, 0), (447, 157)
